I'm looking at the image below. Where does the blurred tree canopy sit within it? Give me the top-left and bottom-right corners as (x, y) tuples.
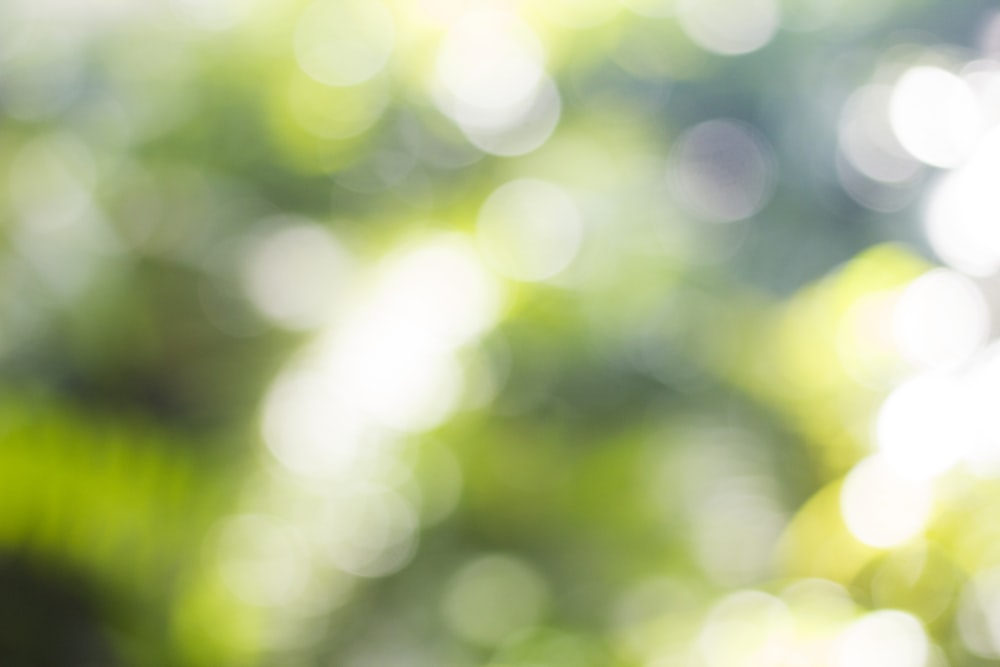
(4, 0), (1000, 665)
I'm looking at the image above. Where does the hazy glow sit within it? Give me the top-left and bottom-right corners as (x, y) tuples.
(619, 0), (674, 18)
(699, 591), (792, 667)
(924, 127), (1000, 275)
(294, 0), (395, 87)
(958, 568), (1000, 658)
(263, 233), (500, 480)
(323, 485), (418, 577)
(693, 485), (786, 585)
(435, 7), (544, 114)
(892, 269), (989, 370)
(835, 610), (929, 667)
(433, 7), (557, 155)
(839, 85), (922, 184)
(875, 372), (973, 480)
(531, 0), (621, 28)
(243, 222), (354, 331)
(9, 133), (95, 236)
(262, 370), (366, 477)
(667, 119), (775, 223)
(172, 0), (259, 30)
(477, 179), (583, 282)
(458, 77), (562, 157)
(371, 237), (501, 346)
(840, 456), (933, 548)
(890, 66), (983, 168)
(410, 0), (465, 26)
(962, 343), (1000, 474)
(835, 291), (899, 388)
(343, 329), (464, 432)
(780, 578), (856, 630)
(7, 134), (117, 296)
(443, 555), (549, 646)
(216, 514), (307, 607)
(676, 0), (779, 56)
(332, 236), (500, 432)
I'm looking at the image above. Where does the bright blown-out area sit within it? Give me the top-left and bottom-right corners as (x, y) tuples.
(3, 0), (1000, 665)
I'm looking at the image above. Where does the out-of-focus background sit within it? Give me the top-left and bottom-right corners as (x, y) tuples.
(3, 0), (1000, 664)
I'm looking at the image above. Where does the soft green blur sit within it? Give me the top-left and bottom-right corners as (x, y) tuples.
(2, 0), (1000, 665)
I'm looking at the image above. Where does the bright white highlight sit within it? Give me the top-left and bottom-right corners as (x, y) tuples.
(262, 233), (501, 475)
(890, 66), (983, 168)
(256, 234), (499, 589)
(875, 372), (974, 480)
(323, 235), (501, 432)
(436, 7), (544, 113)
(840, 456), (933, 548)
(477, 179), (583, 282)
(835, 610), (929, 667)
(839, 85), (922, 184)
(294, 0), (395, 87)
(458, 78), (562, 157)
(892, 269), (989, 370)
(924, 127), (1000, 275)
(434, 7), (559, 156)
(963, 344), (1000, 475)
(262, 370), (366, 477)
(676, 0), (780, 56)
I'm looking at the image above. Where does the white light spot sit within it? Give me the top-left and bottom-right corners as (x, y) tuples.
(836, 610), (929, 667)
(368, 235), (502, 348)
(455, 77), (562, 157)
(333, 235), (501, 432)
(892, 269), (989, 370)
(432, 8), (559, 156)
(676, 0), (779, 56)
(876, 372), (975, 480)
(924, 126), (1000, 275)
(243, 222), (354, 331)
(477, 179), (583, 282)
(435, 7), (544, 113)
(839, 85), (922, 184)
(294, 0), (395, 87)
(344, 330), (464, 432)
(262, 369), (366, 477)
(840, 456), (933, 548)
(890, 66), (983, 168)
(668, 119), (775, 223)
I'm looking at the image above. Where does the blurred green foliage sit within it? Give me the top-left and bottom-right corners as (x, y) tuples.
(4, 0), (1000, 665)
